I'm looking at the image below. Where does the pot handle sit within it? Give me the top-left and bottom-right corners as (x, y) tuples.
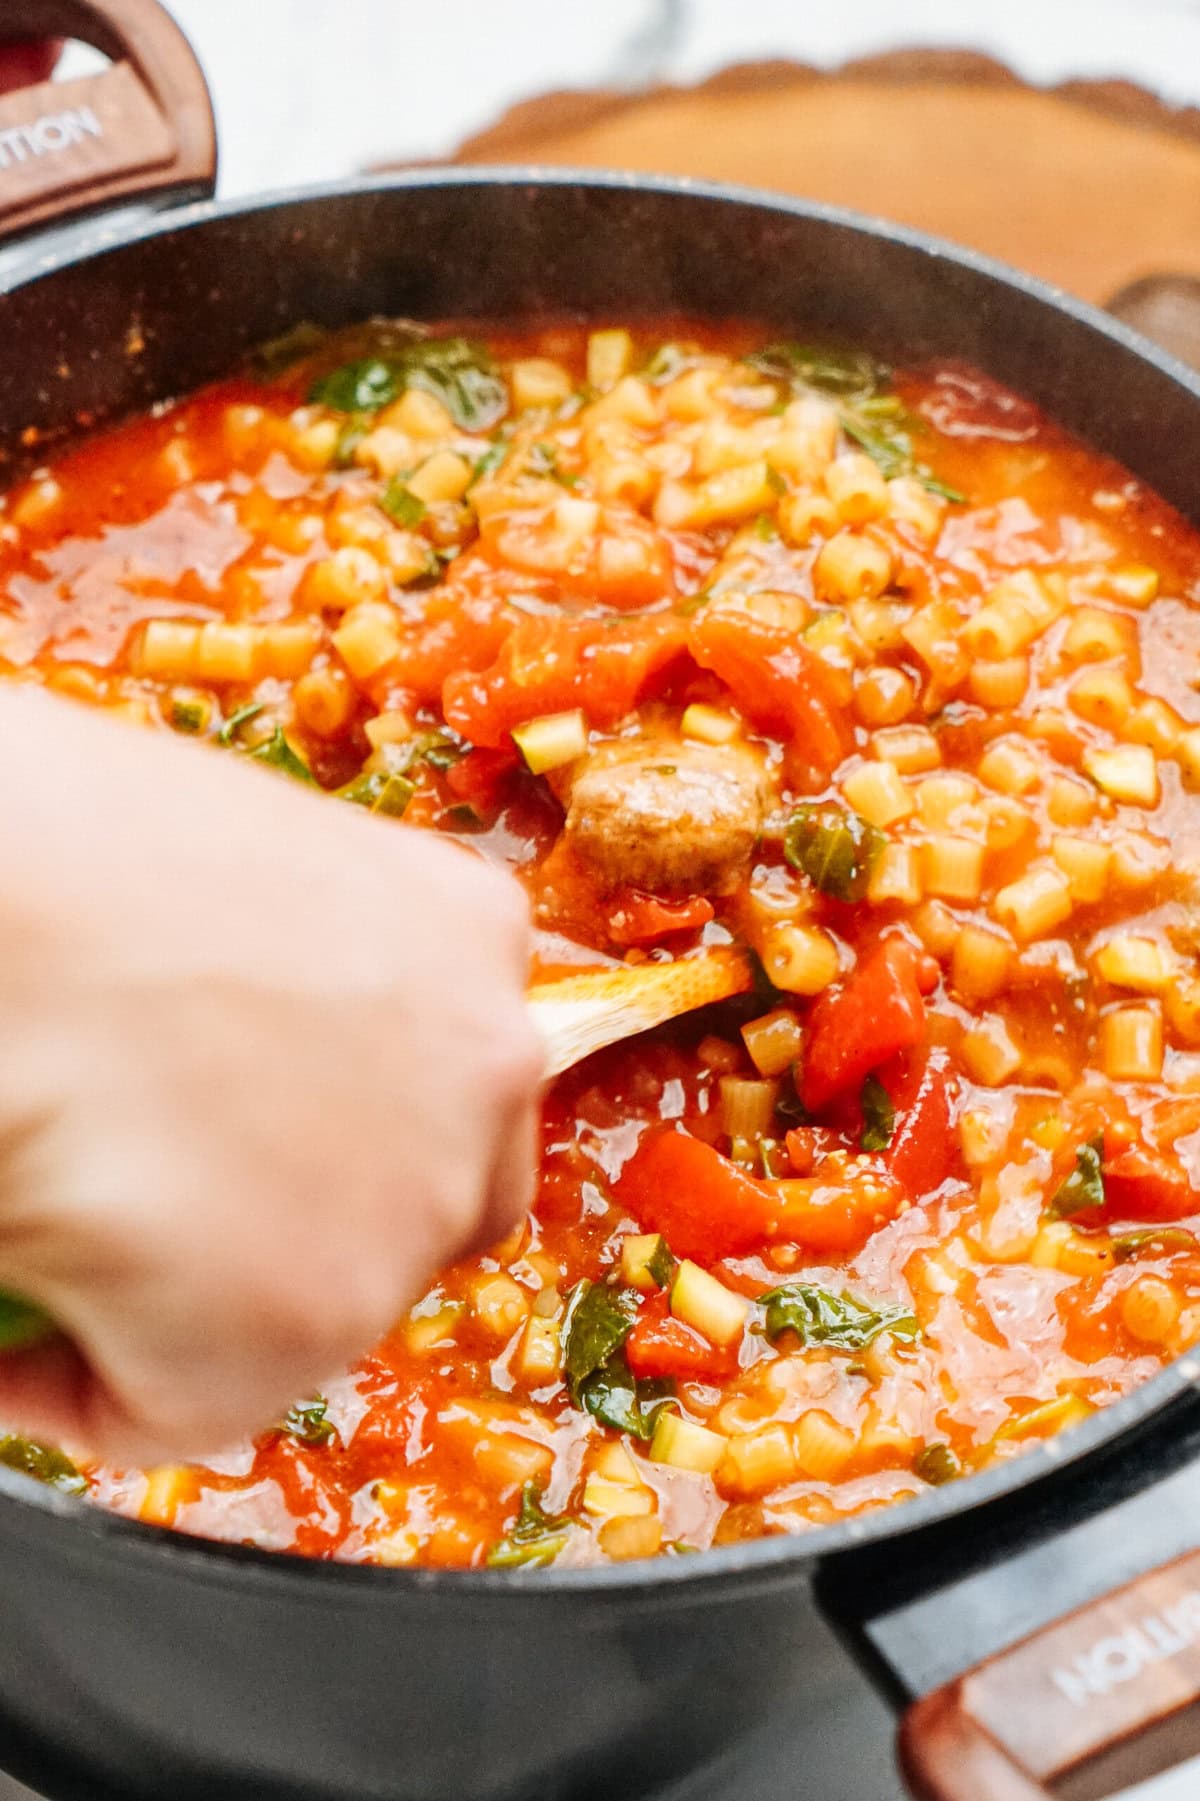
(0, 0), (215, 242)
(899, 1546), (1200, 1799)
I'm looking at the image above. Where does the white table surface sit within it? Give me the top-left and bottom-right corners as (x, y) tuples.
(15, 5), (1200, 1798)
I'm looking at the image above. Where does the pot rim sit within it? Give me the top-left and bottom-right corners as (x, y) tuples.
(3, 163), (1199, 1598)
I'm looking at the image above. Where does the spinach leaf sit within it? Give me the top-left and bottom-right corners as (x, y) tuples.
(486, 1481), (570, 1569)
(0, 1435), (86, 1495)
(1046, 1135), (1106, 1220)
(311, 336), (508, 432)
(249, 726), (317, 786)
(577, 1353), (675, 1442)
(279, 1397), (336, 1447)
(561, 1280), (639, 1390)
(744, 341), (964, 501)
(784, 804), (884, 902)
(311, 357), (400, 414)
(759, 1284), (918, 1349)
(860, 1075), (895, 1153)
(379, 479), (426, 527)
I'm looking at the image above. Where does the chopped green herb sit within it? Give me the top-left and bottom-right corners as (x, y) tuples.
(218, 701), (265, 746)
(860, 1075), (895, 1153)
(677, 587), (714, 617)
(577, 1353), (675, 1442)
(526, 442), (577, 487)
(0, 1435), (86, 1495)
(333, 415), (369, 468)
(647, 1237), (677, 1290)
(470, 440), (508, 485)
(765, 462), (787, 496)
(744, 343), (887, 401)
(759, 1283), (918, 1350)
(840, 412), (914, 481)
(279, 1397), (336, 1447)
(921, 475), (968, 504)
(336, 768), (415, 818)
(783, 804), (885, 902)
(1113, 1227), (1197, 1264)
(753, 512), (779, 541)
(379, 479), (426, 527)
(486, 1481), (570, 1569)
(250, 321), (327, 377)
(744, 342), (962, 502)
(1046, 1134), (1106, 1220)
(169, 697), (209, 735)
(642, 343), (691, 385)
(914, 1443), (960, 1486)
(561, 1280), (639, 1390)
(248, 726), (317, 786)
(312, 336), (507, 432)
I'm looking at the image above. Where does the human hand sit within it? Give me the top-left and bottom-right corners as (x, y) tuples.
(0, 689), (540, 1463)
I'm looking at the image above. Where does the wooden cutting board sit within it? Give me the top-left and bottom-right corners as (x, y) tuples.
(419, 51), (1200, 313)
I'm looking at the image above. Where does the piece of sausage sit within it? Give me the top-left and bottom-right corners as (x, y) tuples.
(564, 738), (770, 894)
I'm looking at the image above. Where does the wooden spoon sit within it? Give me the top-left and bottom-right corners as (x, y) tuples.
(0, 949), (754, 1352)
(528, 944), (754, 1078)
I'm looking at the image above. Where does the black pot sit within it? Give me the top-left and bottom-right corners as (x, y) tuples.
(3, 8), (1200, 1800)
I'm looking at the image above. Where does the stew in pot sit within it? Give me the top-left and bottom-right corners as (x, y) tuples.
(3, 319), (1200, 1567)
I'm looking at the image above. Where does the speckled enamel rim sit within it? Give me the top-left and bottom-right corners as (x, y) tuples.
(1, 166), (1199, 1601)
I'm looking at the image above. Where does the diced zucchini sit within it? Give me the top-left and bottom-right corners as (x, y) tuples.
(670, 1260), (750, 1348)
(620, 1233), (674, 1292)
(586, 329), (634, 392)
(582, 1476), (655, 1518)
(512, 709), (588, 775)
(648, 1412), (727, 1474)
(1082, 744), (1158, 806)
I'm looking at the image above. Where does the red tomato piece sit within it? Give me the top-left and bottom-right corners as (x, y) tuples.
(764, 1171), (906, 1255)
(800, 937), (928, 1114)
(605, 891), (715, 946)
(1100, 1140), (1199, 1224)
(879, 1046), (958, 1201)
(625, 1297), (737, 1381)
(689, 606), (848, 781)
(618, 1127), (779, 1262)
(442, 615), (687, 747)
(618, 1126), (903, 1261)
(444, 746), (519, 815)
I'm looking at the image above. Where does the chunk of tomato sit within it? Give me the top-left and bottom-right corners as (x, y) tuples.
(625, 1296), (737, 1382)
(800, 936), (929, 1114)
(605, 891), (715, 946)
(878, 1046), (958, 1201)
(689, 607), (848, 781)
(618, 1126), (903, 1261)
(442, 614), (687, 747)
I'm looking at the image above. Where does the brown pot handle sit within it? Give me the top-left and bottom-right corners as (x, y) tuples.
(900, 1544), (1200, 1798)
(0, 0), (215, 242)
